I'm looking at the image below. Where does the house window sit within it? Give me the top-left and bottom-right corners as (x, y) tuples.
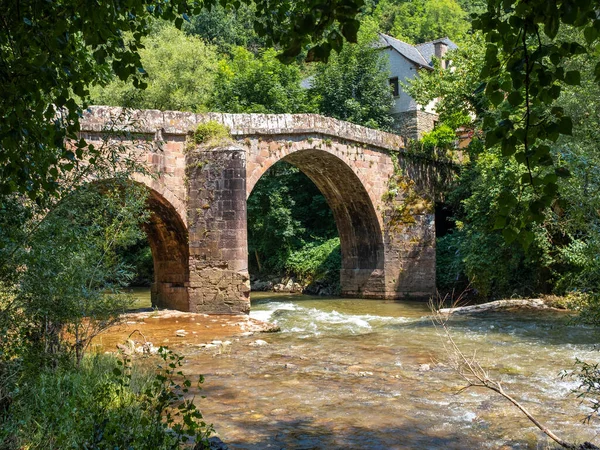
(389, 77), (399, 97)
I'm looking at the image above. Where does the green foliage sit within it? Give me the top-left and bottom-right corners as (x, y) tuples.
(247, 161), (339, 281)
(193, 121), (232, 146)
(0, 116), (154, 367)
(569, 357), (600, 423)
(0, 350), (212, 449)
(404, 33), (488, 127)
(1, 180), (149, 366)
(374, 0), (469, 44)
(184, 4), (266, 52)
(286, 238), (341, 286)
(435, 233), (468, 293)
(310, 18), (394, 130)
(91, 26), (219, 112)
(117, 241), (154, 286)
(433, 142), (556, 297)
(211, 47), (314, 114)
(421, 124), (457, 149)
(0, 0), (365, 202)
(471, 1), (600, 234)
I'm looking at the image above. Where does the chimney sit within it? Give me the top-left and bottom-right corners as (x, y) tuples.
(434, 41), (448, 68)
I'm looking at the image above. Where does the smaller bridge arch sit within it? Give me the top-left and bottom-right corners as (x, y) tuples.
(143, 186), (189, 311)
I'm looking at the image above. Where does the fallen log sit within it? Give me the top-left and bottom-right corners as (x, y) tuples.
(438, 298), (550, 315)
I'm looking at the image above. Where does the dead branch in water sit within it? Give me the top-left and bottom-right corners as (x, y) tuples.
(429, 294), (599, 450)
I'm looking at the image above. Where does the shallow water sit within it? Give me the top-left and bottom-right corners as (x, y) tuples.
(133, 290), (600, 449)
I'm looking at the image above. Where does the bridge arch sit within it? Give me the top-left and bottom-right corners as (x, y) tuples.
(88, 177), (189, 309)
(248, 149), (385, 296)
(142, 185), (189, 310)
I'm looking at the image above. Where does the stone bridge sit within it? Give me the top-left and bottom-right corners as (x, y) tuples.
(80, 106), (435, 314)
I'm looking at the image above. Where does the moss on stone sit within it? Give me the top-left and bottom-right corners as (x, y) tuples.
(190, 121), (232, 149)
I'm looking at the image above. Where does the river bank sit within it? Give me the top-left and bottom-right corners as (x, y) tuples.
(250, 274), (339, 296)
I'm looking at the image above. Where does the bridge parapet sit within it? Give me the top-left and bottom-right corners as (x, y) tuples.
(82, 107), (404, 151)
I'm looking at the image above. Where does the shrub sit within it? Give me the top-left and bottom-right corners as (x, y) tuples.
(285, 237), (341, 285)
(0, 349), (212, 450)
(193, 121), (231, 147)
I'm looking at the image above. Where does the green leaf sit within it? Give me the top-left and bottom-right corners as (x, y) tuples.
(544, 13), (559, 39)
(494, 215), (507, 229)
(502, 227), (518, 243)
(543, 182), (558, 196)
(584, 25), (598, 44)
(519, 229), (534, 249)
(501, 138), (516, 156)
(555, 166), (571, 177)
(564, 70), (581, 85)
(507, 91), (523, 107)
(558, 116), (573, 135)
(341, 19), (360, 43)
(489, 90), (504, 106)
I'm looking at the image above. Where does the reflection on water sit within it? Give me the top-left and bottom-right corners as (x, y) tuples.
(139, 290), (600, 448)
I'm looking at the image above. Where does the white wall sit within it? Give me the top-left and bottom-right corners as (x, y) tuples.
(385, 48), (418, 114)
(384, 49), (438, 115)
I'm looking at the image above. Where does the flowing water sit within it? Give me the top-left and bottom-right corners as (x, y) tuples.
(131, 290), (600, 449)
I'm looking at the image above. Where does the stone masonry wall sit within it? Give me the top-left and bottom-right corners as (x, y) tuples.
(186, 145), (250, 314)
(392, 110), (438, 141)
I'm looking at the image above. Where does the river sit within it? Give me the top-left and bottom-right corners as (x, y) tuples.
(130, 290), (600, 449)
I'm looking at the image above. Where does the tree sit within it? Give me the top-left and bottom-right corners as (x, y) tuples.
(310, 18), (395, 130)
(247, 161), (337, 275)
(0, 116), (152, 366)
(211, 47), (314, 114)
(184, 3), (266, 53)
(404, 32), (487, 128)
(0, 0), (366, 202)
(91, 26), (219, 112)
(374, 0), (469, 44)
(406, 30), (600, 298)
(471, 0), (600, 235)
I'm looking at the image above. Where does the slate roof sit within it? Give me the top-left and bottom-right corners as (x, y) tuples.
(415, 37), (458, 65)
(376, 33), (457, 69)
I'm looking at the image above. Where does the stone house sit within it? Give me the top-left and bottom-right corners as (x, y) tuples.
(376, 33), (457, 141)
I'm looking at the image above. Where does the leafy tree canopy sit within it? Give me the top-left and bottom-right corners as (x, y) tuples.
(211, 47), (315, 114)
(310, 18), (395, 130)
(472, 0), (600, 235)
(374, 0), (469, 44)
(91, 25), (219, 112)
(0, 0), (365, 202)
(184, 3), (265, 53)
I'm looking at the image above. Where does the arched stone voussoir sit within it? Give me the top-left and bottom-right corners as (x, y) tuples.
(132, 173), (187, 227)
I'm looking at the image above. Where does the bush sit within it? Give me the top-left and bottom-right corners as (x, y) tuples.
(192, 121), (231, 147)
(285, 237), (341, 285)
(0, 349), (212, 450)
(421, 124), (457, 150)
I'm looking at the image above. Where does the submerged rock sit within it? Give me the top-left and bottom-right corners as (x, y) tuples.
(194, 436), (229, 450)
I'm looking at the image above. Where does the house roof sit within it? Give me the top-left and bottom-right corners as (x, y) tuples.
(415, 37), (458, 65)
(376, 33), (457, 69)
